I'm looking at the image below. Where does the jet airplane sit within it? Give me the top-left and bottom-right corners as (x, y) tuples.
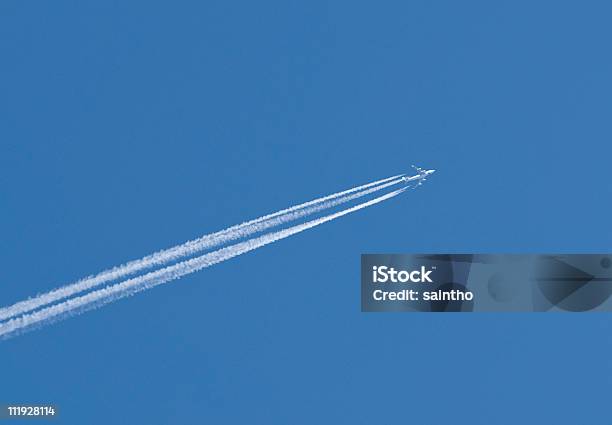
(403, 165), (435, 187)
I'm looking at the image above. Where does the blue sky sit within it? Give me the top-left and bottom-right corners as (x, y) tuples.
(1, 1), (611, 423)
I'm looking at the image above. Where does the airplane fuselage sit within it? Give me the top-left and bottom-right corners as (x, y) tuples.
(403, 169), (435, 183)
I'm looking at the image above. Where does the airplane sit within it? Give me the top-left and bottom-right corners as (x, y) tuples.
(402, 165), (435, 187)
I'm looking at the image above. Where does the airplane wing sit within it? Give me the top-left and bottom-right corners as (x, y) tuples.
(412, 165), (425, 174)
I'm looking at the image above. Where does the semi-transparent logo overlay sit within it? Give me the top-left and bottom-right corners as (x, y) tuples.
(361, 254), (612, 312)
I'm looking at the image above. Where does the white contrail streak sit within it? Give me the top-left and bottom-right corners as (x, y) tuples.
(0, 187), (406, 339)
(0, 174), (405, 322)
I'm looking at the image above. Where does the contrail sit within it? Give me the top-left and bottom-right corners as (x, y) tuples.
(0, 187), (406, 339)
(0, 174), (405, 321)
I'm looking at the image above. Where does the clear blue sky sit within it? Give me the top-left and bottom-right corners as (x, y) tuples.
(1, 1), (611, 423)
